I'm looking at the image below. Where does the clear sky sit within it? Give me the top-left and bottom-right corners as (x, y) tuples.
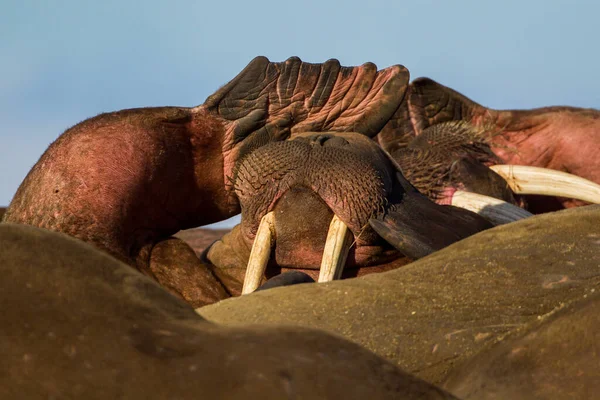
(2, 0), (599, 228)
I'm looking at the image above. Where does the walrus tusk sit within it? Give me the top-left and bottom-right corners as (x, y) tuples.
(242, 212), (275, 295)
(451, 191), (533, 225)
(318, 215), (354, 283)
(490, 165), (600, 204)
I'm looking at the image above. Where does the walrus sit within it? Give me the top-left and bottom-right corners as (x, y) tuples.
(377, 78), (600, 212)
(5, 57), (595, 307)
(2, 57), (409, 306)
(199, 205), (600, 386)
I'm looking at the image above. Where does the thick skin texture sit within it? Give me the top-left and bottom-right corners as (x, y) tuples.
(444, 290), (600, 400)
(199, 205), (600, 385)
(382, 121), (521, 205)
(205, 132), (491, 295)
(2, 57), (408, 307)
(377, 78), (600, 210)
(0, 223), (457, 400)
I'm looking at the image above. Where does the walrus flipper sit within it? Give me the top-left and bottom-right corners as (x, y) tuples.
(204, 56), (410, 145)
(377, 77), (488, 155)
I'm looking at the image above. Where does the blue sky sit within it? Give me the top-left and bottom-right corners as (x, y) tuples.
(2, 1), (599, 228)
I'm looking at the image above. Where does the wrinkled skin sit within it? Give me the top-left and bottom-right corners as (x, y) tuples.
(382, 121), (521, 205)
(200, 205), (600, 395)
(205, 132), (492, 295)
(0, 222), (457, 400)
(2, 56), (409, 307)
(377, 78), (600, 210)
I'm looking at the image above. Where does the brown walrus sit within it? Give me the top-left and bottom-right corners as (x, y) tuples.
(2, 57), (409, 307)
(0, 221), (458, 400)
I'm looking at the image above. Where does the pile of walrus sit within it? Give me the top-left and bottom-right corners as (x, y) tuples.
(2, 56), (600, 399)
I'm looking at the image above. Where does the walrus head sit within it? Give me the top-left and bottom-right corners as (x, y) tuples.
(197, 56), (410, 218)
(206, 131), (495, 295)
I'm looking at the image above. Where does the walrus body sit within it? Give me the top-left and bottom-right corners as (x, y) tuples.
(200, 205), (600, 388)
(2, 57), (408, 307)
(3, 107), (227, 266)
(0, 222), (456, 400)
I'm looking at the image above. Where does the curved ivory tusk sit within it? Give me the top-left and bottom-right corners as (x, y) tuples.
(242, 212), (275, 295)
(318, 215), (354, 283)
(451, 190), (533, 225)
(490, 165), (600, 204)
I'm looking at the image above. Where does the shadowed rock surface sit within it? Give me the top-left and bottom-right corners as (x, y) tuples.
(199, 205), (600, 385)
(444, 290), (600, 399)
(0, 222), (456, 399)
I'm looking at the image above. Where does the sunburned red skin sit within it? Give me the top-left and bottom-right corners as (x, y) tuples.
(2, 56), (409, 307)
(377, 78), (600, 211)
(3, 107), (229, 265)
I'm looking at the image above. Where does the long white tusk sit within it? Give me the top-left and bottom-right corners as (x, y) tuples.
(451, 190), (533, 225)
(490, 165), (600, 204)
(242, 212), (275, 295)
(318, 215), (354, 283)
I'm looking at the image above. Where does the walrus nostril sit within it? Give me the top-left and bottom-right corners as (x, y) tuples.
(309, 134), (334, 146)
